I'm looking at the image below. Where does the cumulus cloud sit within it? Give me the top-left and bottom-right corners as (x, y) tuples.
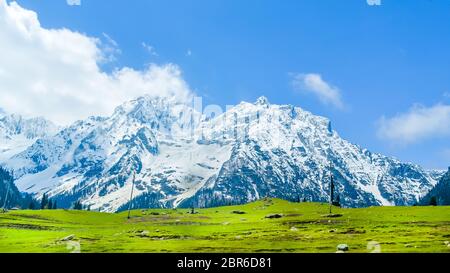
(377, 104), (450, 144)
(291, 73), (344, 109)
(0, 0), (193, 125)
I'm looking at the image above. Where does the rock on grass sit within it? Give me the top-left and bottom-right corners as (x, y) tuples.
(60, 235), (75, 242)
(337, 244), (349, 251)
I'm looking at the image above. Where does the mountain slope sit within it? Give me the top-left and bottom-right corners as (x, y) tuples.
(420, 167), (450, 205)
(0, 166), (28, 209)
(0, 96), (443, 212)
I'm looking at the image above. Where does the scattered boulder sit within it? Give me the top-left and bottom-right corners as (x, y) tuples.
(138, 230), (150, 237)
(329, 229), (337, 233)
(335, 250), (345, 254)
(337, 244), (349, 251)
(265, 213), (283, 219)
(290, 227), (298, 232)
(222, 222), (230, 225)
(66, 241), (81, 253)
(60, 235), (75, 242)
(367, 241), (381, 253)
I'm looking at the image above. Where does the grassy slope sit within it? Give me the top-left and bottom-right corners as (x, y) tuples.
(0, 198), (449, 253)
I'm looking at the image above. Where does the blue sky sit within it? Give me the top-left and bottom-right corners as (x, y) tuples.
(6, 0), (450, 169)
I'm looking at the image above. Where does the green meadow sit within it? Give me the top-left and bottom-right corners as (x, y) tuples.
(0, 198), (449, 253)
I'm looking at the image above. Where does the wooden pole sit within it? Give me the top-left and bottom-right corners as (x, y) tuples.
(329, 162), (334, 215)
(2, 170), (12, 211)
(127, 171), (136, 219)
(2, 180), (10, 211)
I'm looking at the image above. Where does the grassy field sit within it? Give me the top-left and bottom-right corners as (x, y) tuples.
(0, 198), (449, 253)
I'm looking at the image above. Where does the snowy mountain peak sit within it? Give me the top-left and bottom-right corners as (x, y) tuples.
(255, 96), (270, 106)
(0, 112), (59, 163)
(0, 114), (58, 139)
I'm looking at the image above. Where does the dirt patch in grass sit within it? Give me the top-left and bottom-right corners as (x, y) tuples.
(129, 215), (174, 222)
(0, 223), (54, 230)
(400, 221), (429, 225)
(283, 219), (344, 226)
(8, 214), (55, 222)
(285, 213), (303, 217)
(324, 214), (343, 218)
(338, 229), (366, 234)
(195, 215), (212, 220)
(400, 221), (450, 227)
(177, 221), (217, 226)
(79, 237), (100, 242)
(253, 248), (286, 253)
(130, 214), (212, 223)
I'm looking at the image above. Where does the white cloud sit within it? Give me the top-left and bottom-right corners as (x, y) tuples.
(377, 104), (450, 144)
(0, 1), (193, 125)
(186, 49), (192, 56)
(100, 33), (121, 63)
(291, 73), (344, 109)
(142, 42), (158, 56)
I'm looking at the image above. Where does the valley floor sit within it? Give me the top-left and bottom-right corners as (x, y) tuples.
(0, 199), (449, 253)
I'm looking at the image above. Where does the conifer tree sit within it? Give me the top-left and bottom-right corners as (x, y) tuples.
(40, 193), (48, 210)
(74, 200), (83, 210)
(429, 196), (438, 206)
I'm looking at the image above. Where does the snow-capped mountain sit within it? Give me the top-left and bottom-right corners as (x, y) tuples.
(420, 167), (450, 206)
(0, 96), (444, 212)
(0, 112), (59, 163)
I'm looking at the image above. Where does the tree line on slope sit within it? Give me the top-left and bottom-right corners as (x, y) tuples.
(0, 167), (36, 210)
(2, 165), (450, 212)
(419, 167), (450, 206)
